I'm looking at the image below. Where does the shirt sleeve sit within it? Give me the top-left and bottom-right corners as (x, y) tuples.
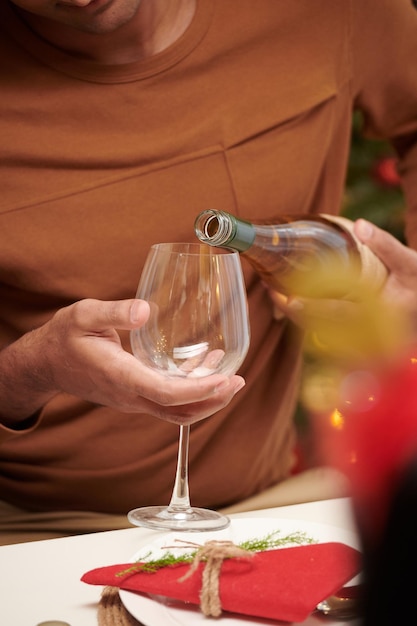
(350, 0), (417, 247)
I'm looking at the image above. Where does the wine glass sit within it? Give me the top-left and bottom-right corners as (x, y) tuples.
(127, 242), (250, 531)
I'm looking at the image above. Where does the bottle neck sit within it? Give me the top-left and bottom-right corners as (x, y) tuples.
(194, 210), (256, 252)
(194, 209), (388, 299)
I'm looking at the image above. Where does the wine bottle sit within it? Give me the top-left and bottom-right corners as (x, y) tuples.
(194, 209), (387, 298)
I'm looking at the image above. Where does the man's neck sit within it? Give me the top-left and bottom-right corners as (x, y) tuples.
(15, 0), (197, 64)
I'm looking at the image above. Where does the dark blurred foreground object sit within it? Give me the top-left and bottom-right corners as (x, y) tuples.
(361, 453), (417, 625)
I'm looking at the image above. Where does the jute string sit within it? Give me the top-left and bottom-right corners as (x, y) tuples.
(98, 586), (143, 626)
(178, 539), (253, 617)
(97, 539), (253, 624)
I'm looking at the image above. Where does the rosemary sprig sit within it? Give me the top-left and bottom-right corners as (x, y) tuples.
(238, 530), (315, 552)
(116, 550), (193, 576)
(116, 529), (316, 577)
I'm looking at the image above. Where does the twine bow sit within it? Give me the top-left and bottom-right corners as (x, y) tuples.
(178, 539), (254, 617)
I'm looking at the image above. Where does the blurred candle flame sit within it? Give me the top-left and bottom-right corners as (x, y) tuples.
(330, 408), (344, 430)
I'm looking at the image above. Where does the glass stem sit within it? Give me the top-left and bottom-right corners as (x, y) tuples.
(167, 424), (192, 512)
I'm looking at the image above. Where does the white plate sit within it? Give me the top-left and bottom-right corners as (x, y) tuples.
(119, 517), (362, 626)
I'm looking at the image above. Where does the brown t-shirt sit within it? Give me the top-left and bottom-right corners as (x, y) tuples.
(0, 0), (417, 513)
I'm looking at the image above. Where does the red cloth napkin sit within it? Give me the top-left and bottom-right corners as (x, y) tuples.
(82, 542), (360, 623)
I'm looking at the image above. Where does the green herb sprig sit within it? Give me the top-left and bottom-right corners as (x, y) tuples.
(116, 529), (316, 578)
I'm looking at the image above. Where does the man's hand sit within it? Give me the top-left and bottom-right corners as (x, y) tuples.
(268, 219), (416, 362)
(354, 219), (417, 321)
(0, 299), (245, 428)
(270, 219), (417, 321)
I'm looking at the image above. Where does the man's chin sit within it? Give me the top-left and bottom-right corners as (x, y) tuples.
(50, 0), (140, 35)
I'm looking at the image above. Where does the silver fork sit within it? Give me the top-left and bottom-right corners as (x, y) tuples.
(315, 584), (362, 620)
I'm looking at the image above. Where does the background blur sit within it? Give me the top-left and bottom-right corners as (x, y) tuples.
(343, 112), (405, 241)
(294, 111), (406, 472)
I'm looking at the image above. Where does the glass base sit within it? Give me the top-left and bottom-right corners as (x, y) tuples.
(127, 505), (230, 532)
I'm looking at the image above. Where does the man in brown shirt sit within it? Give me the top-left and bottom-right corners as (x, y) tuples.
(1, 0), (417, 543)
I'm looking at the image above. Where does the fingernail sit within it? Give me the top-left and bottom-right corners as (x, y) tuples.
(130, 300), (143, 323)
(233, 379), (246, 394)
(204, 351), (224, 368)
(287, 298), (303, 311)
(356, 219), (374, 241)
